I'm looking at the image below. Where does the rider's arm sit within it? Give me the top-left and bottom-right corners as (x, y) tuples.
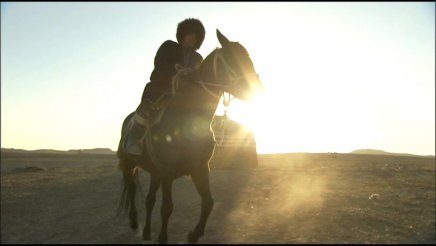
(150, 40), (182, 83)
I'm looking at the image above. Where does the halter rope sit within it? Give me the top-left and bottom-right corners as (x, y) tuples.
(170, 49), (257, 147)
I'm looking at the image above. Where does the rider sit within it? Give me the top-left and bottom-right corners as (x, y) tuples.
(125, 18), (206, 155)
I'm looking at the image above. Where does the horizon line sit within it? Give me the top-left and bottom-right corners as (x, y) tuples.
(1, 147), (434, 157)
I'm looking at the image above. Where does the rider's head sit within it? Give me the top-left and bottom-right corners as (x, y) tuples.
(176, 18), (205, 51)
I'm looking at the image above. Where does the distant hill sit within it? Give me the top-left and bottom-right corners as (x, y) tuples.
(350, 149), (432, 157)
(2, 147), (433, 158)
(1, 148), (115, 155)
(67, 148), (115, 155)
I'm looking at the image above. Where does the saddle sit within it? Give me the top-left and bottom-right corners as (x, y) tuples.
(147, 94), (171, 127)
(123, 70), (191, 156)
(123, 93), (172, 156)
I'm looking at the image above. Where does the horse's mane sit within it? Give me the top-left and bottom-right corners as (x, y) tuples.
(198, 48), (219, 83)
(199, 42), (249, 84)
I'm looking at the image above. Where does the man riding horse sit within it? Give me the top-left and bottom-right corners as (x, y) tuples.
(125, 18), (206, 156)
(118, 24), (262, 243)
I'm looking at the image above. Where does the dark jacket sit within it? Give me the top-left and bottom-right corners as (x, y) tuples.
(141, 40), (203, 103)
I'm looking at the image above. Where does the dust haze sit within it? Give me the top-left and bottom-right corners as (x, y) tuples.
(1, 151), (435, 243)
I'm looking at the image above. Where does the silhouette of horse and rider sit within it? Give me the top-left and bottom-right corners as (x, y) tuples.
(117, 19), (262, 243)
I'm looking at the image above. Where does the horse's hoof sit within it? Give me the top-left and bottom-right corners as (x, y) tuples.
(187, 231), (198, 244)
(130, 220), (138, 230)
(143, 231), (152, 241)
(158, 234), (167, 244)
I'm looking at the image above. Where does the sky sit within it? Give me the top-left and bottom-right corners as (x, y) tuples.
(1, 2), (435, 155)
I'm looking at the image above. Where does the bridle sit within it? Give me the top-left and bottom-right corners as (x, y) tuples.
(212, 49), (259, 89)
(197, 49), (258, 103)
(172, 48), (258, 116)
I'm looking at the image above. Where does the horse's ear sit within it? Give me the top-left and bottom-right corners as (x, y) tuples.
(217, 29), (230, 47)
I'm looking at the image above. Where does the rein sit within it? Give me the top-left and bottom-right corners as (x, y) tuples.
(171, 50), (239, 110)
(170, 48), (257, 147)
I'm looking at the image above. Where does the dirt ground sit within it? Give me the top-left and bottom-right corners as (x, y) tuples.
(1, 152), (435, 244)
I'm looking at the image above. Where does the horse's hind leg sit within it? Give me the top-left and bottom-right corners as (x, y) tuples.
(188, 164), (214, 243)
(143, 171), (160, 240)
(158, 177), (174, 244)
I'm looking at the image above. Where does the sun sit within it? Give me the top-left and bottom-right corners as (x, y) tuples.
(218, 85), (320, 155)
(221, 91), (288, 154)
(226, 95), (269, 137)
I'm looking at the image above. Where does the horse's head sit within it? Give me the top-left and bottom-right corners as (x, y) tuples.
(213, 30), (263, 101)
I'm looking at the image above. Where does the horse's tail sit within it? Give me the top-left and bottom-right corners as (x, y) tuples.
(117, 156), (138, 214)
(117, 154), (141, 230)
(117, 112), (139, 220)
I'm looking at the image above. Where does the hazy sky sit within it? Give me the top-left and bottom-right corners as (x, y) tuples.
(1, 2), (435, 155)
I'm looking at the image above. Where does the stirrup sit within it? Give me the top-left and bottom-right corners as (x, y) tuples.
(125, 118), (148, 155)
(133, 113), (149, 127)
(125, 144), (142, 156)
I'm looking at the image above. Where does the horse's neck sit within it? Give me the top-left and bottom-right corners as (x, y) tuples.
(190, 48), (223, 120)
(160, 82), (220, 128)
(198, 49), (219, 85)
(193, 84), (222, 120)
(161, 49), (222, 125)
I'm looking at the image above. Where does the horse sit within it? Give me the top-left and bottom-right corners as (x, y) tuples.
(117, 29), (262, 244)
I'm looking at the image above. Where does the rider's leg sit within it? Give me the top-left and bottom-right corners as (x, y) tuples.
(125, 100), (154, 155)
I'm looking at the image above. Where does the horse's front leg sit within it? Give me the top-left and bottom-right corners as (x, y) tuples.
(129, 184), (138, 230)
(126, 162), (139, 230)
(158, 176), (174, 244)
(143, 171), (161, 240)
(188, 164), (214, 243)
